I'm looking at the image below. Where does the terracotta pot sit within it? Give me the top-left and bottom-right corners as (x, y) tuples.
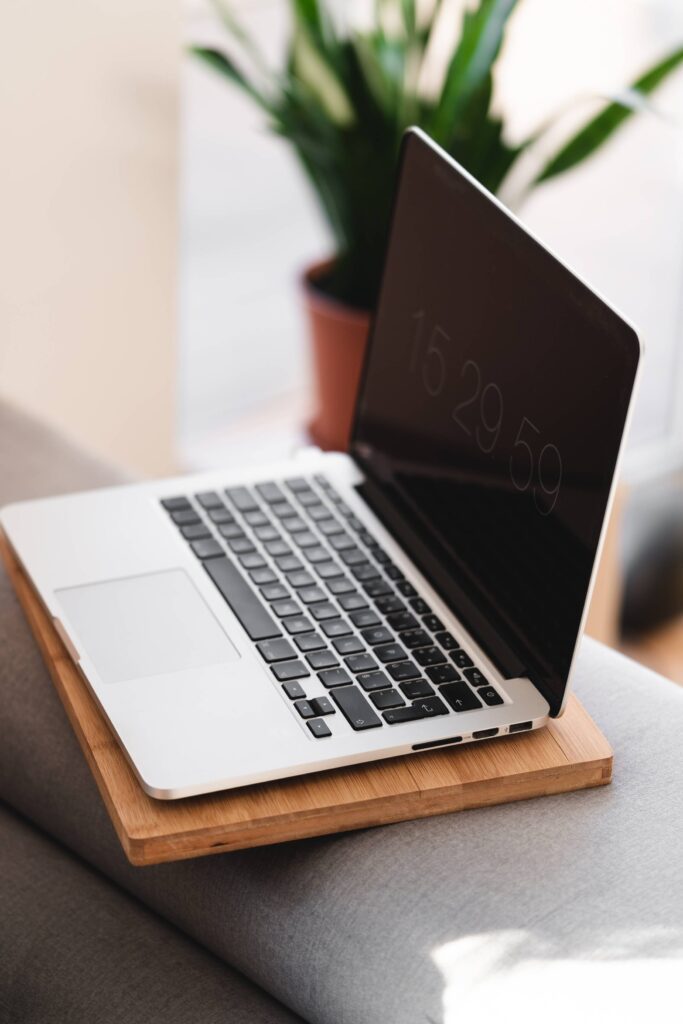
(302, 260), (371, 452)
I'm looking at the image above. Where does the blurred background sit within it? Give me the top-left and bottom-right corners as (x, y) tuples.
(2, 0), (683, 678)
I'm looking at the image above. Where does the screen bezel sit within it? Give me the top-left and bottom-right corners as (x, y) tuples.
(350, 128), (642, 716)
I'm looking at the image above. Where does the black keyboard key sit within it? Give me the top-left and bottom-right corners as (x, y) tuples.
(400, 679), (435, 700)
(239, 552), (266, 570)
(272, 599), (302, 619)
(271, 501), (296, 519)
(423, 614), (445, 632)
(180, 523), (211, 541)
(172, 509), (201, 526)
(276, 554), (303, 572)
(321, 618), (352, 638)
(161, 496), (191, 512)
(350, 609), (380, 628)
(191, 538), (223, 559)
(298, 586), (327, 605)
(409, 597), (431, 615)
(273, 661), (309, 682)
(293, 533), (318, 550)
(399, 629), (431, 650)
(305, 546), (331, 564)
(351, 563), (380, 582)
(295, 699), (315, 719)
(225, 486), (258, 512)
(357, 671), (391, 692)
(287, 570), (315, 588)
(414, 647), (447, 667)
(383, 696), (447, 724)
(254, 524), (280, 542)
(384, 564), (405, 581)
(209, 508), (234, 525)
(330, 532), (354, 551)
(218, 523), (245, 541)
(375, 643), (408, 664)
(307, 503), (332, 521)
(388, 661), (421, 681)
(282, 516), (307, 534)
(260, 583), (289, 602)
(479, 686), (504, 706)
(440, 681), (483, 712)
(332, 635), (364, 655)
(345, 653), (377, 674)
(307, 649), (338, 670)
(332, 687), (382, 730)
(310, 696), (335, 716)
(310, 602), (339, 622)
(337, 591), (367, 610)
(375, 595), (405, 615)
(319, 667), (352, 688)
(463, 667), (488, 687)
(229, 537), (255, 555)
(372, 548), (391, 565)
(362, 626), (393, 646)
(294, 632), (325, 652)
(386, 611), (418, 632)
(284, 615), (314, 635)
(245, 509), (269, 527)
(257, 638), (296, 663)
(435, 631), (459, 650)
(426, 665), (460, 685)
(249, 567), (277, 586)
(365, 580), (392, 598)
(315, 561), (342, 579)
(281, 681), (308, 703)
(307, 718), (332, 739)
(370, 688), (405, 709)
(256, 481), (285, 503)
(297, 489), (322, 508)
(340, 548), (367, 566)
(318, 518), (343, 536)
(397, 580), (418, 598)
(284, 476), (309, 492)
(265, 539), (291, 557)
(195, 491), (223, 509)
(450, 649), (474, 669)
(328, 578), (356, 596)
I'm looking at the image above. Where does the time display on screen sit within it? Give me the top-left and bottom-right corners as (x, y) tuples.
(409, 310), (563, 516)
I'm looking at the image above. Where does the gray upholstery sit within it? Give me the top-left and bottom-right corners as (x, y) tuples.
(2, 399), (683, 1024)
(0, 805), (303, 1024)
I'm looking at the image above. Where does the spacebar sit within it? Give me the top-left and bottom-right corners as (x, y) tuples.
(203, 557), (281, 641)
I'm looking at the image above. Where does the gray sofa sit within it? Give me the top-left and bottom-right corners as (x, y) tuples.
(2, 398), (683, 1024)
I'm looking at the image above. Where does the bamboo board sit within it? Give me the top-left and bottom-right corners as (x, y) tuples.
(2, 534), (612, 866)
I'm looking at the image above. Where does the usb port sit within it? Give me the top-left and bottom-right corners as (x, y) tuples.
(473, 728), (499, 739)
(509, 721), (533, 733)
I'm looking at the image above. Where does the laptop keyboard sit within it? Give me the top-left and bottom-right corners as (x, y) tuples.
(160, 475), (504, 739)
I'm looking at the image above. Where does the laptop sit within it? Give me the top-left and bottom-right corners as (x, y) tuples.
(0, 129), (641, 799)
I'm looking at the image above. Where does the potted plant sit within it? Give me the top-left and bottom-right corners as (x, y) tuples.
(193, 0), (683, 452)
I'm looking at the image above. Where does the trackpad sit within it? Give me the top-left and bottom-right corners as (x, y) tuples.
(57, 569), (239, 684)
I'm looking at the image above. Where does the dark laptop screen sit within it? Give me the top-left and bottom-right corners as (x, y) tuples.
(351, 130), (640, 716)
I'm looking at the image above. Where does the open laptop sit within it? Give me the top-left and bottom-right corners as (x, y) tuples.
(0, 129), (641, 799)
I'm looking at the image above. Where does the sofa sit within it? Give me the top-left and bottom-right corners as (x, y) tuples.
(2, 398), (682, 1024)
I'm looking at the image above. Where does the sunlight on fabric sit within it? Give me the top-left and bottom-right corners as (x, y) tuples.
(433, 930), (683, 1023)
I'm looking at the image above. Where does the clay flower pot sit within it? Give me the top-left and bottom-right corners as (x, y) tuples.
(302, 260), (371, 453)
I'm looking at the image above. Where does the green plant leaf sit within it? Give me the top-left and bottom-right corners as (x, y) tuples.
(430, 0), (520, 143)
(190, 46), (272, 112)
(536, 46), (683, 183)
(291, 22), (354, 124)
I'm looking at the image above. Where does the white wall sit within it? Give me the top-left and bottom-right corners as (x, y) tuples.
(0, 0), (179, 475)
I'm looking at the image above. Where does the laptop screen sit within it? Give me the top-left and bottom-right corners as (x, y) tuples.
(351, 130), (640, 716)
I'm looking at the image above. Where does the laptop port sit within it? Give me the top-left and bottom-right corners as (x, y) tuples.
(509, 721), (533, 733)
(412, 736), (462, 751)
(473, 728), (499, 739)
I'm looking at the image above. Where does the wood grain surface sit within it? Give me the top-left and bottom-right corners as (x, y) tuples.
(1, 533), (613, 866)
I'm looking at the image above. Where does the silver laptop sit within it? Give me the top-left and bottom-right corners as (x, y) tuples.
(0, 130), (641, 799)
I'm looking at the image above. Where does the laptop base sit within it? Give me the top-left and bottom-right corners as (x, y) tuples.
(2, 531), (613, 866)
